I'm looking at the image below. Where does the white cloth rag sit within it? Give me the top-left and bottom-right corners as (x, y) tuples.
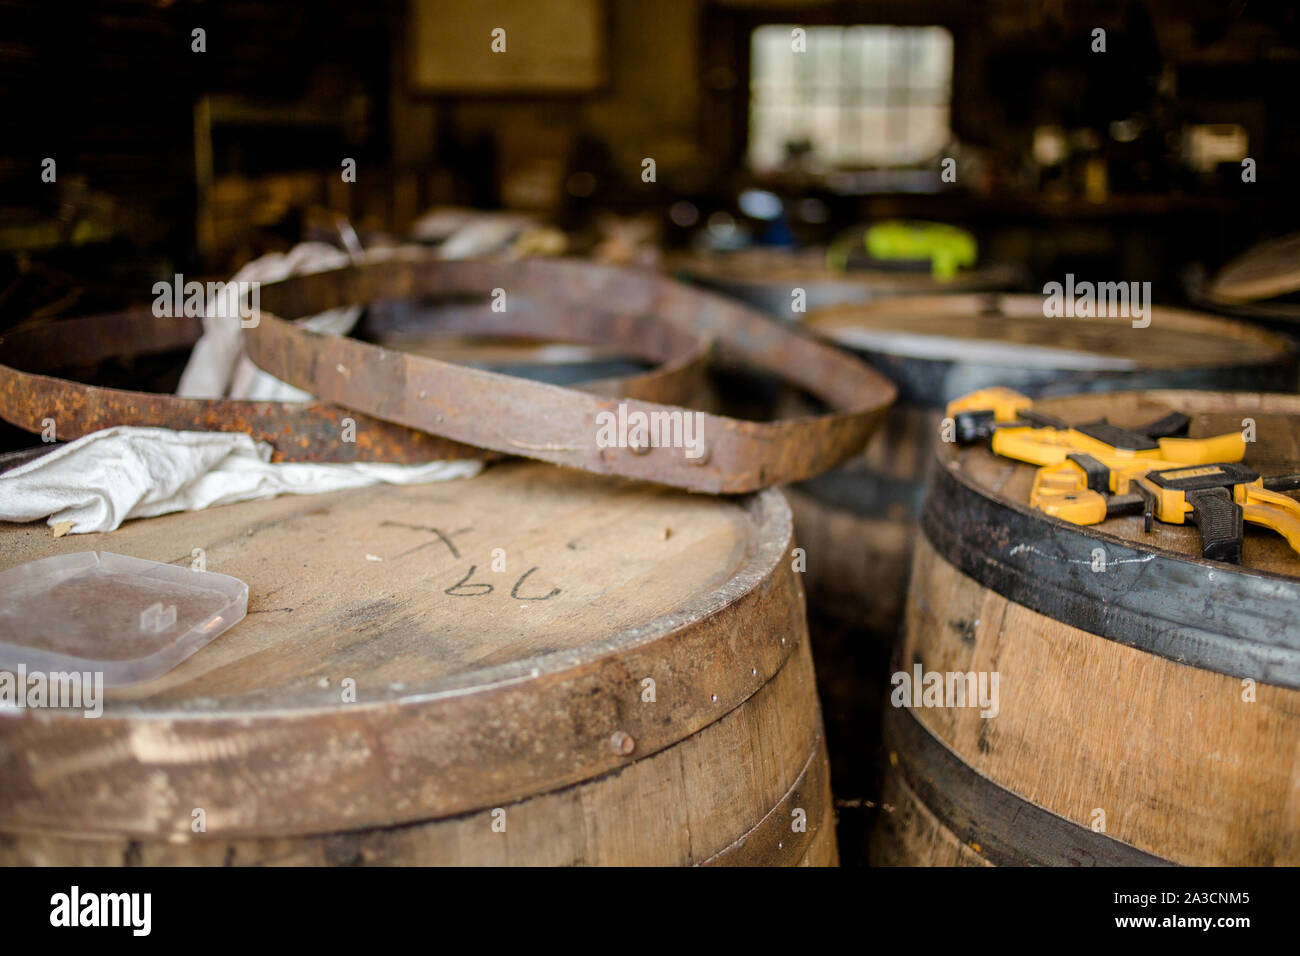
(176, 241), (362, 402)
(2, 241), (495, 535)
(0, 427), (480, 534)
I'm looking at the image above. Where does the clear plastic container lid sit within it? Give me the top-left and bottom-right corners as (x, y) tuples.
(0, 551), (248, 687)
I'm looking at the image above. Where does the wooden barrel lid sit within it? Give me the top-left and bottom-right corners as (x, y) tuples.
(1207, 232), (1300, 304)
(925, 390), (1300, 687)
(676, 248), (1018, 291)
(1192, 294), (1300, 327)
(805, 294), (1297, 405)
(0, 462), (804, 841)
(808, 293), (1293, 369)
(671, 249), (1018, 316)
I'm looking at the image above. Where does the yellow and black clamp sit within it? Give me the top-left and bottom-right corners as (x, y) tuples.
(947, 388), (1300, 562)
(1130, 463), (1300, 563)
(946, 387), (1245, 467)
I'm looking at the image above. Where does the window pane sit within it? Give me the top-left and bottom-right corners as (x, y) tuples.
(748, 24), (953, 171)
(909, 104), (952, 159)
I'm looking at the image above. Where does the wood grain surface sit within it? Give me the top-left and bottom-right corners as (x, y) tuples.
(893, 537), (1300, 865)
(1, 637), (832, 866)
(870, 758), (991, 868)
(784, 485), (911, 633)
(0, 461), (836, 865)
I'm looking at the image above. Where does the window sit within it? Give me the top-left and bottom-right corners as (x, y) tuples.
(748, 25), (954, 171)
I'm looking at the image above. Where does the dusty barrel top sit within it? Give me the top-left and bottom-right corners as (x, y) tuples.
(670, 248), (1018, 317)
(805, 294), (1299, 404)
(1207, 231), (1300, 304)
(925, 390), (1300, 687)
(780, 295), (1295, 635)
(0, 462), (806, 840)
(673, 248), (1019, 294)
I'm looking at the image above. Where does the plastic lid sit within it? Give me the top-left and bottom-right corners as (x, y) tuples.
(0, 551), (248, 688)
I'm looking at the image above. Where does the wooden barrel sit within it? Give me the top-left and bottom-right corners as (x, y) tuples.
(672, 247), (1018, 318)
(1186, 260), (1300, 331)
(793, 294), (1299, 636)
(0, 462), (834, 866)
(874, 390), (1300, 866)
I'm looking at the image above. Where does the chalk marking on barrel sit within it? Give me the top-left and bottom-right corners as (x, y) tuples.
(1007, 543), (1157, 566)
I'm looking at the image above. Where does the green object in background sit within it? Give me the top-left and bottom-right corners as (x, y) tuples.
(865, 220), (976, 279)
(827, 220), (978, 280)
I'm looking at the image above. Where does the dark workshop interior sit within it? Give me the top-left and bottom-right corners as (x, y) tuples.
(5, 1), (1297, 301)
(1, 0), (1298, 882)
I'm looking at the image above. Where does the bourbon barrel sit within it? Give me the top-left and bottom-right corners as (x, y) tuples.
(673, 247), (1018, 318)
(795, 294), (1298, 636)
(874, 390), (1300, 866)
(0, 462), (834, 866)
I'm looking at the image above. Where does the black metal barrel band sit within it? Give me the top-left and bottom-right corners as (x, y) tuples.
(920, 460), (1300, 689)
(0, 299), (714, 464)
(883, 706), (1172, 867)
(246, 255), (897, 493)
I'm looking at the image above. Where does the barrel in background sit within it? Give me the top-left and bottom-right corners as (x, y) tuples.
(0, 462), (834, 866)
(875, 390), (1300, 866)
(668, 249), (1018, 861)
(797, 293), (1299, 639)
(672, 247), (1019, 319)
(789, 295), (1296, 864)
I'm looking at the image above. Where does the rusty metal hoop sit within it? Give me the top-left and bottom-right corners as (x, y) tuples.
(0, 299), (712, 464)
(245, 253), (897, 493)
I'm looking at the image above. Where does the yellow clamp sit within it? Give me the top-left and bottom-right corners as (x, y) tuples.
(945, 387), (1032, 423)
(1132, 468), (1300, 553)
(993, 426), (1246, 469)
(1029, 454), (1208, 524)
(1033, 460), (1300, 557)
(1029, 460), (1110, 524)
(1238, 484), (1300, 554)
(946, 387), (1246, 467)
